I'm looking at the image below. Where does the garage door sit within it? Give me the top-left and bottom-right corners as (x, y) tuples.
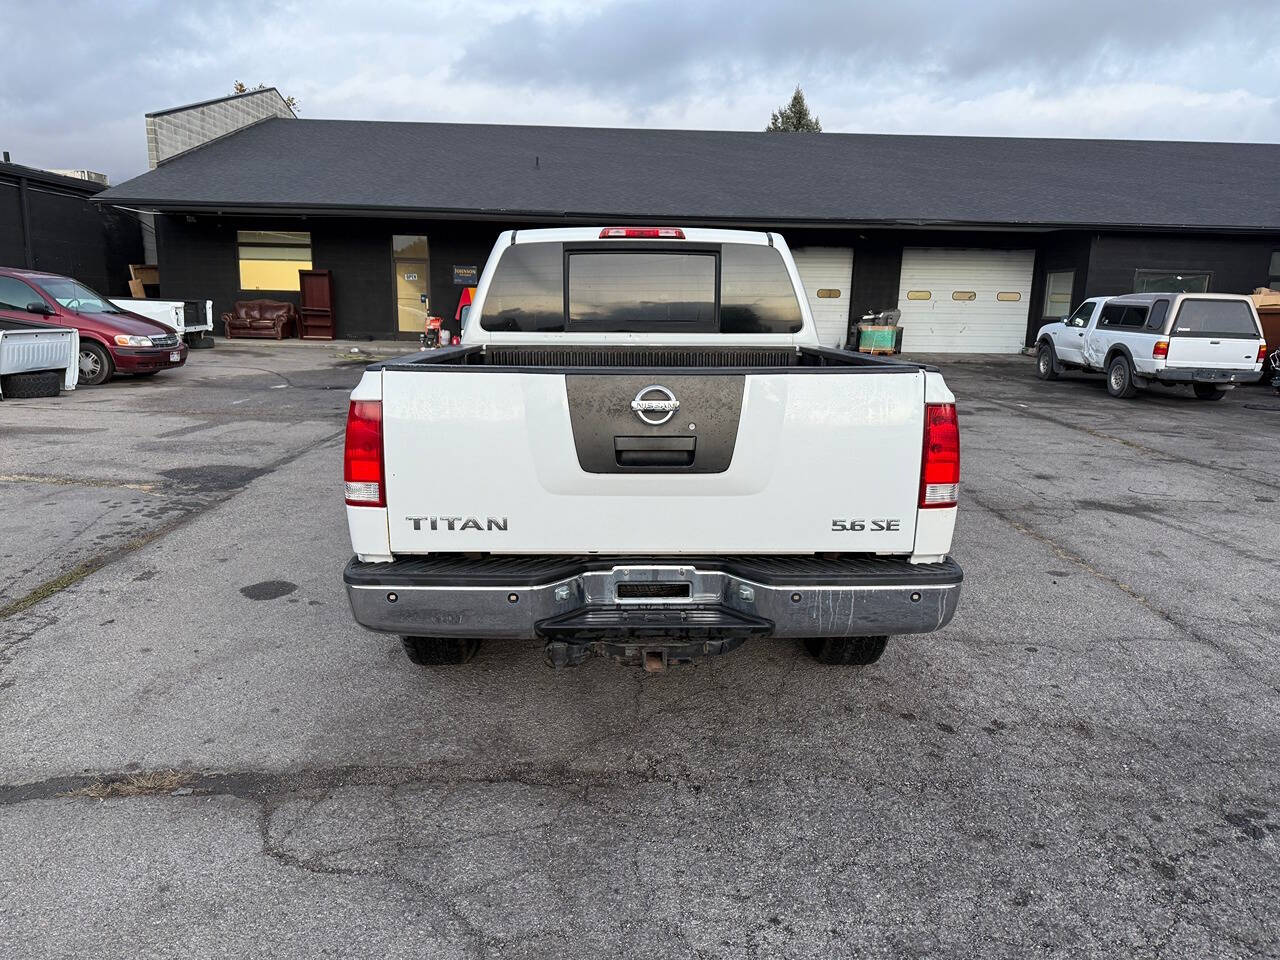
(792, 247), (854, 347)
(896, 248), (1034, 353)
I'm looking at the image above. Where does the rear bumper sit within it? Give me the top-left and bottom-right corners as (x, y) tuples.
(1151, 366), (1262, 384)
(343, 554), (963, 640)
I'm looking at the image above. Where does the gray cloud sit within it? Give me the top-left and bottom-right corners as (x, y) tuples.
(2, 0), (1278, 186)
(459, 0), (1280, 97)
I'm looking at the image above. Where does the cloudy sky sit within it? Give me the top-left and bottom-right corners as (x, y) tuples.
(4, 0), (1279, 185)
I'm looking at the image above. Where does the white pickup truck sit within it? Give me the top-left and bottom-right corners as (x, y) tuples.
(342, 227), (962, 670)
(1035, 293), (1266, 399)
(111, 298), (214, 348)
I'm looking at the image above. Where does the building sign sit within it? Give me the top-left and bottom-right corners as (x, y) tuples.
(403, 272), (418, 282)
(453, 265), (478, 285)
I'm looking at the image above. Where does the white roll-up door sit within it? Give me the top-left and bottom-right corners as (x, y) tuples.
(792, 247), (854, 347)
(896, 248), (1034, 353)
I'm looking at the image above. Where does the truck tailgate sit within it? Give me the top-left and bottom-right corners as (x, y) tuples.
(0, 325), (79, 389)
(1165, 336), (1261, 371)
(1165, 298), (1263, 371)
(381, 368), (925, 554)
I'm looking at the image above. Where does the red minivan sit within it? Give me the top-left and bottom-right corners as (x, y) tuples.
(0, 268), (188, 385)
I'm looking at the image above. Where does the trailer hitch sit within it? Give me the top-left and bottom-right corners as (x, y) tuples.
(538, 603), (772, 669)
(542, 635), (751, 670)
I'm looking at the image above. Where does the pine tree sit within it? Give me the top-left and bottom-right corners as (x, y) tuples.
(765, 86), (822, 133)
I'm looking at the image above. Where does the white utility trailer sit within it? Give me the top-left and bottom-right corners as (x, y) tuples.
(0, 318), (79, 399)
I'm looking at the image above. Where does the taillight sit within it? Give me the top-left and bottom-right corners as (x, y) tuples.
(920, 403), (959, 509)
(1153, 340), (1169, 360)
(344, 400), (385, 507)
(1259, 342), (1268, 364)
(598, 227), (685, 239)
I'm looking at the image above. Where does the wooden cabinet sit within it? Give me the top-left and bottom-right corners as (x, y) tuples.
(298, 269), (335, 340)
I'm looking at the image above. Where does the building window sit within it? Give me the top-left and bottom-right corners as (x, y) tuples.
(392, 234), (429, 260)
(952, 290), (976, 301)
(1269, 251), (1280, 291)
(1133, 269), (1210, 294)
(1043, 269), (1074, 319)
(996, 291), (1021, 302)
(237, 230), (312, 291)
(905, 290), (931, 300)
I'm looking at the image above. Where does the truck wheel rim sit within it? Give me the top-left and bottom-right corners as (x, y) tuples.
(79, 349), (101, 379)
(1038, 350), (1049, 374)
(1110, 365), (1124, 391)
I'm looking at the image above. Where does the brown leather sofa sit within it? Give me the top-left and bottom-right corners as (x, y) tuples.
(221, 300), (298, 339)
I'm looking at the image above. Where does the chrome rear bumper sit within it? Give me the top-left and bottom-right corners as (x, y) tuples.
(344, 555), (962, 640)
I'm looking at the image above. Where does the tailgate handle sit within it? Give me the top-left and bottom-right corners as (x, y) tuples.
(614, 436), (695, 467)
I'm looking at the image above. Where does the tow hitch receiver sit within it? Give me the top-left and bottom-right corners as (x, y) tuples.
(538, 604), (773, 669)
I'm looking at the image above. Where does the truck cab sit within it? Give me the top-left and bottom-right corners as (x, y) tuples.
(1036, 293), (1266, 399)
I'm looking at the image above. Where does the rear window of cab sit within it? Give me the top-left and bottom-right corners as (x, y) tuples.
(478, 242), (804, 334)
(1172, 299), (1259, 338)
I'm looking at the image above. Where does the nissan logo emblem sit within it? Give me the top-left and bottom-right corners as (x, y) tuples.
(631, 384), (679, 425)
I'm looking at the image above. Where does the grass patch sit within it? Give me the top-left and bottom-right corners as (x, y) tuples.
(59, 770), (192, 799)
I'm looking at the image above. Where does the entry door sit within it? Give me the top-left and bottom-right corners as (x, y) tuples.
(792, 247), (854, 347)
(392, 235), (429, 334)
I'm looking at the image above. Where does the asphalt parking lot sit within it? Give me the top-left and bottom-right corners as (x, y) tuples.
(1, 343), (1278, 959)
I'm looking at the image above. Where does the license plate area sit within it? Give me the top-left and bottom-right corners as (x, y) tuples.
(616, 582), (691, 600)
(169, 351), (181, 362)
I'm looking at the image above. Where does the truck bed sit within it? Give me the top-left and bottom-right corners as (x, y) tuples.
(371, 343), (930, 371)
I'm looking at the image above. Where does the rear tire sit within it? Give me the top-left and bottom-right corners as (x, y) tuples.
(1035, 342), (1059, 380)
(400, 636), (481, 665)
(0, 370), (62, 399)
(1106, 355), (1137, 398)
(803, 636), (889, 665)
(1193, 383), (1225, 401)
(78, 342), (114, 387)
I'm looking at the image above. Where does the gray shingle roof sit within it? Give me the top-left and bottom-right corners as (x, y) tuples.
(96, 118), (1280, 231)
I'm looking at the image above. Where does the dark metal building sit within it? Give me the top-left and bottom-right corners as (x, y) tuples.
(95, 118), (1280, 350)
(1, 161), (143, 296)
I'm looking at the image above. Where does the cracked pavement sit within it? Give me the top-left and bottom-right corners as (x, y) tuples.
(1, 349), (1278, 958)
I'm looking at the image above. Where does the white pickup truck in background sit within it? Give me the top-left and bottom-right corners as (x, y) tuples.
(111, 298), (214, 348)
(342, 227), (962, 671)
(1035, 293), (1266, 399)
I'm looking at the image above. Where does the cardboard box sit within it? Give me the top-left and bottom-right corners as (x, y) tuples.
(129, 264), (160, 285)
